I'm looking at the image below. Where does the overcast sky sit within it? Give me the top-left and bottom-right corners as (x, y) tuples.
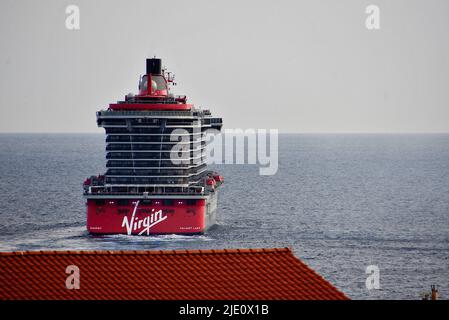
(0, 0), (448, 133)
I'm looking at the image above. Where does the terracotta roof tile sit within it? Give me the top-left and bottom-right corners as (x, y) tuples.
(0, 247), (348, 300)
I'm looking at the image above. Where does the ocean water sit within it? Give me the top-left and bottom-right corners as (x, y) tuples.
(0, 133), (448, 300)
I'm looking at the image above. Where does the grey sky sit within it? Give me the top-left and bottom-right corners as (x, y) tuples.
(0, 0), (448, 133)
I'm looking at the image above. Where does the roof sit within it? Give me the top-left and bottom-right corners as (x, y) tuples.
(0, 248), (348, 300)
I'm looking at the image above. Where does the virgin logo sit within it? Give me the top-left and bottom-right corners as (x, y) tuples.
(121, 200), (167, 235)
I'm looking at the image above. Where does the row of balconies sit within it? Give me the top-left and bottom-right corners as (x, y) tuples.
(100, 118), (206, 127)
(105, 141), (204, 151)
(104, 175), (203, 185)
(106, 150), (203, 160)
(106, 158), (205, 168)
(106, 133), (204, 143)
(105, 127), (210, 135)
(106, 165), (206, 176)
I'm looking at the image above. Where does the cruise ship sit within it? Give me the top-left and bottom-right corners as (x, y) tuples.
(83, 58), (223, 235)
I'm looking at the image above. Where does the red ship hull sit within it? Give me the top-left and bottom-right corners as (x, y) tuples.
(86, 195), (217, 235)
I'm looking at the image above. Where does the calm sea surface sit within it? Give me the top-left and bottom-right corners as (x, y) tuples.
(0, 133), (448, 300)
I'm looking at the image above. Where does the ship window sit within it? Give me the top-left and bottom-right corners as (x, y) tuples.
(139, 75), (148, 91)
(117, 199), (129, 206)
(118, 209), (129, 215)
(151, 75), (167, 91)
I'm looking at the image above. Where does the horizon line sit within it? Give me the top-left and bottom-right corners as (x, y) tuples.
(1, 131), (449, 135)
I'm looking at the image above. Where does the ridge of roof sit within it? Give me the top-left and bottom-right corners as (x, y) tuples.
(0, 247), (291, 256)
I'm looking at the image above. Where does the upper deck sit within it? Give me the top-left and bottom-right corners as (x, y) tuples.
(109, 58), (189, 111)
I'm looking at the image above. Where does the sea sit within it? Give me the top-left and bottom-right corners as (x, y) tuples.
(0, 133), (448, 300)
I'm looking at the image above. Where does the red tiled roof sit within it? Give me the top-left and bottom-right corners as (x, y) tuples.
(0, 248), (348, 300)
